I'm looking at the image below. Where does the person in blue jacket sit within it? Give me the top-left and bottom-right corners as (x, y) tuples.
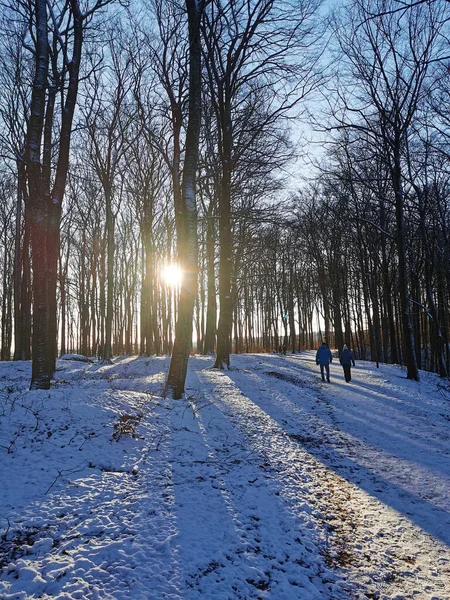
(316, 341), (333, 382)
(340, 344), (356, 382)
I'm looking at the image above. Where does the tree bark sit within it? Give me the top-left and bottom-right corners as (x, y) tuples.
(214, 155), (233, 368)
(29, 0), (84, 389)
(203, 201), (217, 353)
(104, 186), (114, 362)
(392, 154), (419, 380)
(166, 0), (202, 398)
(28, 0), (50, 389)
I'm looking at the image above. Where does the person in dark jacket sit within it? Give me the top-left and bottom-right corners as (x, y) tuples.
(316, 341), (333, 382)
(340, 344), (355, 382)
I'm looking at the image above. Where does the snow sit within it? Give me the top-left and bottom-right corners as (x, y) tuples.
(0, 351), (449, 599)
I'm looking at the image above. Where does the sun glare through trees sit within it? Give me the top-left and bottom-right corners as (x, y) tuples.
(0, 0), (449, 394)
(161, 263), (183, 288)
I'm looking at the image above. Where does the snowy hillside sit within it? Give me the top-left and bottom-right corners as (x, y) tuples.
(0, 352), (449, 599)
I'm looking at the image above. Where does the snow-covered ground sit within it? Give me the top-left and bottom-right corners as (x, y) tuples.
(0, 351), (449, 599)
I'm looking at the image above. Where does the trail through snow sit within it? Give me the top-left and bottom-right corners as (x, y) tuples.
(0, 352), (449, 599)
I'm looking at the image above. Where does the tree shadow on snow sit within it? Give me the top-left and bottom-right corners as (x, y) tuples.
(222, 362), (450, 547)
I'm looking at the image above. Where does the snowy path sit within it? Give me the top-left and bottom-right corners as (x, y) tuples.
(171, 376), (351, 598)
(0, 353), (449, 599)
(185, 353), (450, 599)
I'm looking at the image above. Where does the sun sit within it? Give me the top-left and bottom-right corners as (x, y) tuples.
(161, 263), (183, 287)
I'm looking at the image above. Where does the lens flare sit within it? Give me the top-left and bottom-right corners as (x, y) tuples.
(161, 263), (183, 287)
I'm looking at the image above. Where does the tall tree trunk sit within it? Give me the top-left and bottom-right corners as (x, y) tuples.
(392, 154), (419, 380)
(288, 267), (296, 353)
(104, 187), (114, 362)
(59, 252), (67, 356)
(28, 0), (50, 389)
(21, 207), (32, 360)
(98, 234), (106, 358)
(140, 243), (151, 355)
(166, 0), (202, 398)
(90, 247), (98, 357)
(214, 145), (233, 368)
(332, 288), (344, 354)
(203, 204), (216, 353)
(367, 272), (381, 368)
(425, 268), (447, 378)
(1, 235), (11, 360)
(29, 0), (83, 388)
(13, 159), (29, 361)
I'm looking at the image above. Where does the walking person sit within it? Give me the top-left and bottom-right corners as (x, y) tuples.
(316, 341), (333, 382)
(340, 344), (356, 382)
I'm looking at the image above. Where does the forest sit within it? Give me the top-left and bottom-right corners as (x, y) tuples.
(0, 0), (449, 394)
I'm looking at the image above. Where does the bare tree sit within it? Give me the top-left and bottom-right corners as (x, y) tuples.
(0, 175), (15, 359)
(129, 44), (172, 356)
(331, 0), (447, 380)
(80, 30), (135, 362)
(12, 0), (121, 389)
(0, 14), (32, 360)
(166, 0), (204, 398)
(202, 0), (324, 369)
